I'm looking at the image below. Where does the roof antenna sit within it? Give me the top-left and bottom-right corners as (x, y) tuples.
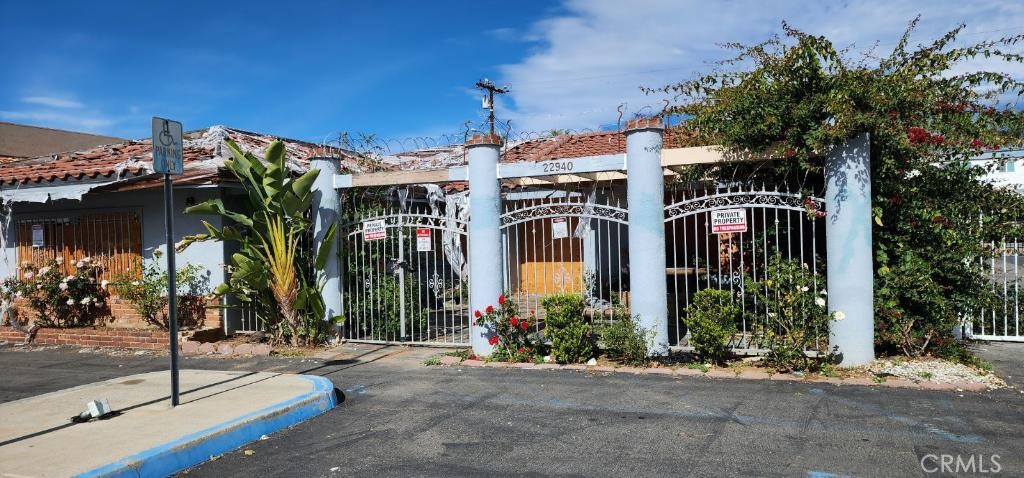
(476, 79), (509, 136)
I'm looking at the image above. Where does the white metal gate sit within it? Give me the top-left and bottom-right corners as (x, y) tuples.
(501, 185), (629, 328)
(339, 188), (471, 346)
(965, 239), (1024, 342)
(664, 185), (827, 349)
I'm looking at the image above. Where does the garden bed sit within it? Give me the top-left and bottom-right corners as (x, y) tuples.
(428, 350), (1005, 392)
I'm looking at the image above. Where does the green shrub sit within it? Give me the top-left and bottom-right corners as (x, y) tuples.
(111, 256), (212, 329)
(540, 294), (592, 364)
(474, 293), (543, 362)
(684, 289), (739, 364)
(15, 257), (107, 327)
(747, 255), (835, 372)
(598, 311), (652, 366)
(654, 22), (1024, 358)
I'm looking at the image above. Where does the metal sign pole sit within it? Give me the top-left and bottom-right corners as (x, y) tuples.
(164, 173), (180, 406)
(153, 116), (183, 407)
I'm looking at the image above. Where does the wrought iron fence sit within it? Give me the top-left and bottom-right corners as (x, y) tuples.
(337, 186), (471, 346)
(664, 184), (827, 351)
(501, 182), (630, 331)
(965, 239), (1024, 341)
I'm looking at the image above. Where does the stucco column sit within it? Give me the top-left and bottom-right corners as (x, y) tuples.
(625, 118), (669, 356)
(310, 157), (343, 327)
(825, 133), (875, 366)
(467, 134), (504, 356)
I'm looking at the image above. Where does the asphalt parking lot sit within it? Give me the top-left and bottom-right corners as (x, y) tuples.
(1, 343), (1021, 477)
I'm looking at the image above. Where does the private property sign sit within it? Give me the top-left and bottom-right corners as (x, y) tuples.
(711, 209), (747, 234)
(363, 219), (386, 241)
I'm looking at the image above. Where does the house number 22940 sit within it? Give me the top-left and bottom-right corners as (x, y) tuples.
(542, 161), (575, 173)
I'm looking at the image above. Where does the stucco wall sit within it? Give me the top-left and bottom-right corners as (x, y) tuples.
(1, 185), (236, 330)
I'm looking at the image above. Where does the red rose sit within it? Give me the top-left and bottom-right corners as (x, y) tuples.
(518, 347), (526, 354)
(474, 310), (482, 318)
(510, 316), (519, 326)
(498, 294), (505, 305)
(520, 321), (529, 331)
(488, 336), (499, 346)
(486, 305), (494, 314)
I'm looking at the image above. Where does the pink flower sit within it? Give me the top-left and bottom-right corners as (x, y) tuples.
(23, 272), (33, 280)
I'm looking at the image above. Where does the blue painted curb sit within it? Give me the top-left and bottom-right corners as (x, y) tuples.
(75, 375), (337, 478)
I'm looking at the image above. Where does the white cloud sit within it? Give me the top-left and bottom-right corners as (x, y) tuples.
(0, 110), (116, 132)
(498, 0), (1024, 132)
(20, 96), (84, 109)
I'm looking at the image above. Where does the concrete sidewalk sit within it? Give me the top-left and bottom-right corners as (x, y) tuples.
(0, 369), (337, 478)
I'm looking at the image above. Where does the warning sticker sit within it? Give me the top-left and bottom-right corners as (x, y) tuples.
(552, 217), (569, 239)
(711, 209), (747, 234)
(416, 228), (431, 252)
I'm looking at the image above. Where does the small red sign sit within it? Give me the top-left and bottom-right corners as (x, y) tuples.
(416, 228), (431, 252)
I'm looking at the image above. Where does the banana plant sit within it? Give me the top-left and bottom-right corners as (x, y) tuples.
(179, 139), (339, 345)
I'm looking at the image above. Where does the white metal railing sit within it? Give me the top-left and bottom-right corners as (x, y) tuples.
(664, 184), (827, 350)
(966, 239), (1024, 341)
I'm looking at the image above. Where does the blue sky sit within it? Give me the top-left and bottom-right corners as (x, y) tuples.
(1, 1), (1022, 144)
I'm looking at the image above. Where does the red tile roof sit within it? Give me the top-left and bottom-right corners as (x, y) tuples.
(0, 142), (206, 185)
(0, 126), (376, 188)
(502, 126), (696, 163)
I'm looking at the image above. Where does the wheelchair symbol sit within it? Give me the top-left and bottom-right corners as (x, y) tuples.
(158, 121), (175, 147)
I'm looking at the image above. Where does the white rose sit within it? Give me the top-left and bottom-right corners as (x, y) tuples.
(95, 301), (104, 307)
(82, 257), (91, 263)
(131, 281), (140, 286)
(834, 311), (846, 321)
(39, 266), (50, 274)
(80, 297), (91, 305)
(820, 289), (827, 296)
(800, 286), (809, 292)
(58, 282), (68, 291)
(815, 297), (826, 307)
(14, 290), (22, 297)
(75, 261), (84, 268)
(100, 279), (109, 290)
(66, 298), (75, 305)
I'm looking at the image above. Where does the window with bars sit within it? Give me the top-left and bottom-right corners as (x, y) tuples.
(15, 211), (143, 282)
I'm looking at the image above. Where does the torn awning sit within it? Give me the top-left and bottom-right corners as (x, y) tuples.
(0, 180), (120, 204)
